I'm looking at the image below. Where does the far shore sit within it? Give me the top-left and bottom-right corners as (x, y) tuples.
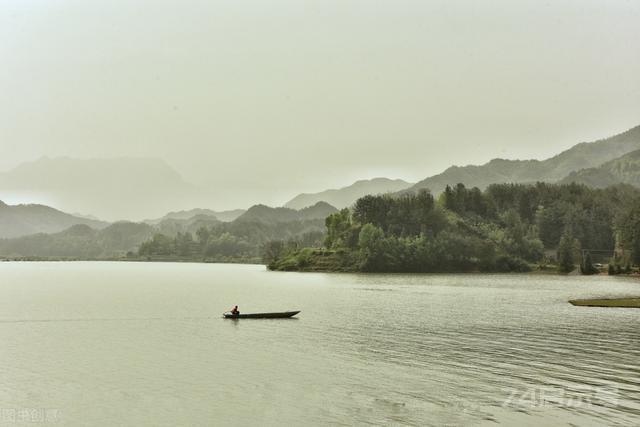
(0, 256), (261, 264)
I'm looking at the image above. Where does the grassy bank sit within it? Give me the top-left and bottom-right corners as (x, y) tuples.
(267, 248), (358, 272)
(569, 298), (640, 308)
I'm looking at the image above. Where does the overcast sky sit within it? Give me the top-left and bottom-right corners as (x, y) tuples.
(1, 0), (639, 207)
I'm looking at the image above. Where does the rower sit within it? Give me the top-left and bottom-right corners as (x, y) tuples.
(230, 306), (240, 316)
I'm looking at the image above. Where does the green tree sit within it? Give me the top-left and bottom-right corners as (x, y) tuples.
(580, 251), (598, 275)
(175, 232), (195, 256)
(357, 224), (386, 271)
(195, 226), (210, 249)
(353, 195), (392, 231)
(262, 240), (285, 264)
(631, 235), (640, 266)
(536, 204), (568, 248)
(557, 229), (576, 273)
(138, 233), (174, 256)
(325, 208), (358, 249)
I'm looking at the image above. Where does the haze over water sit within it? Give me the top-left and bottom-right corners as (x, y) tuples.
(0, 262), (639, 426)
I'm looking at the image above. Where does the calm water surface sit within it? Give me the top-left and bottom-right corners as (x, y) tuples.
(0, 262), (639, 426)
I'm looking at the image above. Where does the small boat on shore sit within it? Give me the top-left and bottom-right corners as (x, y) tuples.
(223, 310), (300, 319)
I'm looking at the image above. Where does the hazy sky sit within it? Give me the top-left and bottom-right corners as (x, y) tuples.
(1, 0), (639, 207)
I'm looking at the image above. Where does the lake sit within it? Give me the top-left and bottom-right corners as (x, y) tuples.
(0, 262), (639, 426)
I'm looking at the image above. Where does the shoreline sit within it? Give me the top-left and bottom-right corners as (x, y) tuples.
(3, 256), (640, 279)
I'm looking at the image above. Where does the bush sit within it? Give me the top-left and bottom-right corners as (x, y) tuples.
(489, 255), (532, 273)
(580, 251), (598, 275)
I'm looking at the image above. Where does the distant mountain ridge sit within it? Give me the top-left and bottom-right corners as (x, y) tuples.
(0, 221), (154, 258)
(0, 200), (108, 239)
(405, 125), (640, 194)
(145, 208), (246, 224)
(236, 201), (338, 224)
(284, 178), (413, 210)
(0, 156), (199, 221)
(4, 125), (640, 227)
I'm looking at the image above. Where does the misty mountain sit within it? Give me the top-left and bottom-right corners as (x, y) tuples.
(559, 149), (640, 188)
(0, 200), (108, 239)
(406, 125), (640, 194)
(0, 221), (154, 258)
(284, 178), (413, 210)
(0, 156), (200, 221)
(145, 208), (246, 224)
(156, 214), (222, 236)
(298, 202), (339, 220)
(0, 202), (337, 259)
(236, 202), (338, 224)
(210, 209), (248, 222)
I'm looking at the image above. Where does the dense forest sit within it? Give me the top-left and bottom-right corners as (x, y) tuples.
(268, 183), (640, 273)
(137, 220), (325, 263)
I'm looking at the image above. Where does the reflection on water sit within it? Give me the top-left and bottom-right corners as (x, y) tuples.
(0, 262), (639, 426)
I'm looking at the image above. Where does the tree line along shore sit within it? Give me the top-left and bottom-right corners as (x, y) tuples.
(4, 182), (640, 277)
(265, 182), (640, 275)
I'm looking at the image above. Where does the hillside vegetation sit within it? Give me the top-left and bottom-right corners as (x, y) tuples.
(0, 202), (336, 261)
(268, 183), (640, 273)
(137, 202), (336, 262)
(560, 149), (640, 188)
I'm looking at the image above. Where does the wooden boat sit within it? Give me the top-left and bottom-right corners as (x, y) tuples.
(223, 310), (300, 319)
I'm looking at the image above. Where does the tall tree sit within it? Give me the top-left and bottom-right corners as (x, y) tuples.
(580, 251), (598, 275)
(557, 229), (577, 273)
